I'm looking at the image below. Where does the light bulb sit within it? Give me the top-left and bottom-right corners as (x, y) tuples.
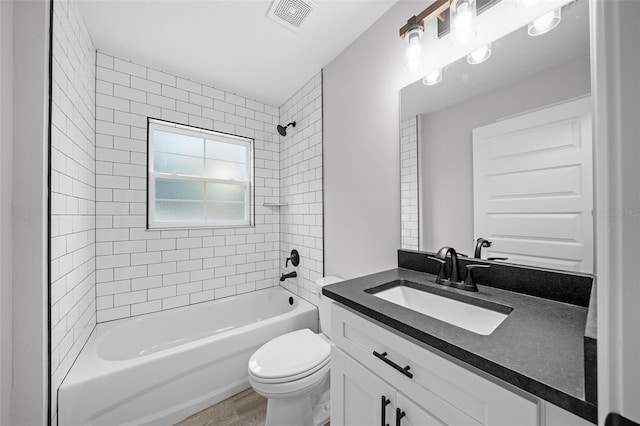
(528, 8), (562, 36)
(453, 3), (472, 29)
(467, 44), (492, 65)
(423, 69), (443, 86)
(451, 0), (477, 43)
(407, 37), (421, 59)
(404, 24), (424, 72)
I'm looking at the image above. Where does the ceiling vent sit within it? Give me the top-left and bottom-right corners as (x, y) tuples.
(267, 0), (317, 33)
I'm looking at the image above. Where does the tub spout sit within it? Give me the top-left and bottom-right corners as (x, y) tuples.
(280, 271), (297, 282)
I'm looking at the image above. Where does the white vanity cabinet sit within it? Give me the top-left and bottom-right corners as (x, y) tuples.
(330, 304), (592, 426)
(331, 348), (476, 426)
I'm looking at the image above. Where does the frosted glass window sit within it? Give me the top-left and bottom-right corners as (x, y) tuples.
(156, 201), (205, 222)
(205, 183), (246, 221)
(147, 118), (253, 228)
(155, 152), (205, 176)
(206, 140), (246, 162)
(155, 131), (203, 157)
(156, 179), (203, 201)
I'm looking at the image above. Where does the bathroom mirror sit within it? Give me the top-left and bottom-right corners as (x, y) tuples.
(400, 0), (592, 273)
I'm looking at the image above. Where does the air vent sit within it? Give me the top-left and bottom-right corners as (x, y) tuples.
(267, 0), (317, 33)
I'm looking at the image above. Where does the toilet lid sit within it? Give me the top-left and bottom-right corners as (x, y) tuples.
(249, 329), (330, 382)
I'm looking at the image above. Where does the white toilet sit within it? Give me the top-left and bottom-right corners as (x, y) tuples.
(248, 276), (344, 426)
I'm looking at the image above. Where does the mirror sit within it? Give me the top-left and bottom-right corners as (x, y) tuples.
(400, 0), (592, 273)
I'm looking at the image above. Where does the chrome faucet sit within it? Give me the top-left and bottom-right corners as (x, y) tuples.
(429, 246), (488, 292)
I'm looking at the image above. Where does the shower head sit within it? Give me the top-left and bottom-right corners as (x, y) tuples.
(277, 121), (296, 137)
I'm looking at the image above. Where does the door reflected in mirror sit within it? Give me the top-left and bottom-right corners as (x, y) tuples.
(399, 0), (592, 273)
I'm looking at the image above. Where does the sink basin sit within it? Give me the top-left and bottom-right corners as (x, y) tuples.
(368, 281), (510, 335)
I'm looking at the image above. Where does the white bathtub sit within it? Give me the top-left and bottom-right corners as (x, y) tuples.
(58, 287), (317, 426)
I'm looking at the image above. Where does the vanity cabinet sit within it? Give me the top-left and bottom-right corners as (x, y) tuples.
(330, 304), (591, 426)
(331, 348), (476, 426)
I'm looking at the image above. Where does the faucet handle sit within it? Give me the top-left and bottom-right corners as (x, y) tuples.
(286, 249), (300, 268)
(463, 264), (490, 291)
(428, 256), (447, 283)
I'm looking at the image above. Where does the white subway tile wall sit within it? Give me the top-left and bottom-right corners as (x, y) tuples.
(95, 51), (282, 322)
(50, 0), (97, 423)
(400, 117), (419, 250)
(278, 73), (324, 300)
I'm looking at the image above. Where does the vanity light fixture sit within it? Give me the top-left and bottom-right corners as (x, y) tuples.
(400, 0), (502, 42)
(399, 0), (451, 39)
(451, 0), (477, 42)
(467, 43), (492, 64)
(528, 8), (562, 36)
(423, 68), (443, 86)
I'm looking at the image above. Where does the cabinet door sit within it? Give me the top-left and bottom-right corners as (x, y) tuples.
(395, 392), (446, 426)
(396, 391), (481, 426)
(331, 347), (396, 426)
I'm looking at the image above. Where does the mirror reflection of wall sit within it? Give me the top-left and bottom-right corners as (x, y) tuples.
(400, 0), (592, 273)
(422, 56), (590, 252)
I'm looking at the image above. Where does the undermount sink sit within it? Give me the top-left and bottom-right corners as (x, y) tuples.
(367, 280), (511, 335)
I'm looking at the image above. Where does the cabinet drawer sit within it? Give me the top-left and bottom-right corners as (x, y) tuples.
(331, 304), (540, 426)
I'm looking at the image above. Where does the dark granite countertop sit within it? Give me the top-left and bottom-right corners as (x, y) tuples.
(323, 267), (597, 423)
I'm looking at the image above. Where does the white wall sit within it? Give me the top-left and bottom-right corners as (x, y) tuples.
(94, 51), (283, 322)
(50, 0), (97, 422)
(419, 56), (590, 255)
(12, 0), (50, 423)
(0, 1), (13, 424)
(278, 72), (324, 300)
(323, 1), (422, 279)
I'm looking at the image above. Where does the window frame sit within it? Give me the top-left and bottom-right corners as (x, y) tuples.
(146, 117), (254, 230)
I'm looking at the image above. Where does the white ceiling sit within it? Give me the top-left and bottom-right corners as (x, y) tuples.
(78, 0), (399, 107)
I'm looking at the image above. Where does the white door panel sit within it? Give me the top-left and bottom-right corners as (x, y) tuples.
(473, 97), (593, 272)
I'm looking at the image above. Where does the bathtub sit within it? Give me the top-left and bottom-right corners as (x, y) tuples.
(58, 287), (317, 426)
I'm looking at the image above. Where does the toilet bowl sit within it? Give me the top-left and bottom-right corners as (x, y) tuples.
(248, 276), (344, 426)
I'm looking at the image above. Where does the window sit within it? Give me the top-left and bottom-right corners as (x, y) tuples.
(147, 118), (253, 229)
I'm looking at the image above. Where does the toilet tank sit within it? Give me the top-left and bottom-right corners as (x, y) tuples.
(311, 276), (344, 339)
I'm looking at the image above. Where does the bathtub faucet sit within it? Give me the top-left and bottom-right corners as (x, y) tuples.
(280, 271), (297, 282)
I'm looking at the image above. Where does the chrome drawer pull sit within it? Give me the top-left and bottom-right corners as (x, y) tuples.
(373, 350), (414, 379)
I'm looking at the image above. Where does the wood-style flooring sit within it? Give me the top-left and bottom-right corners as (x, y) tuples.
(176, 388), (267, 426)
(175, 388), (330, 426)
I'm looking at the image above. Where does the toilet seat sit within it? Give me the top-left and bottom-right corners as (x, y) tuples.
(249, 361), (330, 398)
(248, 329), (331, 384)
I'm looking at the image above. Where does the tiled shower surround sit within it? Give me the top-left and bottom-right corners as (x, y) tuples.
(400, 117), (418, 250)
(94, 52), (323, 322)
(50, 0), (97, 422)
(278, 73), (324, 300)
(50, 4), (325, 415)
